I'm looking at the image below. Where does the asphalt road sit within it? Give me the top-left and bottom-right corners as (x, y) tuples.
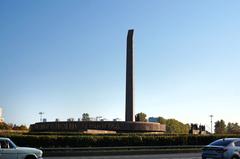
(45, 153), (202, 159)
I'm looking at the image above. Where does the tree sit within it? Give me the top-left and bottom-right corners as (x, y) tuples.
(215, 120), (226, 134)
(165, 119), (189, 134)
(0, 122), (11, 130)
(158, 116), (166, 124)
(12, 124), (28, 130)
(82, 113), (90, 121)
(135, 112), (147, 122)
(226, 122), (240, 134)
(0, 122), (28, 131)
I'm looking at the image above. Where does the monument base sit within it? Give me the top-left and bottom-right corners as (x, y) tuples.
(30, 121), (166, 133)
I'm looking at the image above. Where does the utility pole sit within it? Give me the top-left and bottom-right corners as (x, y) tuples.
(210, 115), (213, 134)
(39, 112), (44, 122)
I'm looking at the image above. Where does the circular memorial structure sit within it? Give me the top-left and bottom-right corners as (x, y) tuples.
(30, 30), (166, 133)
(30, 121), (165, 133)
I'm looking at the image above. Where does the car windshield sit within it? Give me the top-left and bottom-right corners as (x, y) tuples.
(8, 140), (17, 148)
(210, 139), (234, 147)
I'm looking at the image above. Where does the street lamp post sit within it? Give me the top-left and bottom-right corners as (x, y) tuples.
(210, 115), (213, 134)
(39, 112), (44, 122)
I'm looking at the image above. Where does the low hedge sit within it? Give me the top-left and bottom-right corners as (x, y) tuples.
(1, 134), (240, 148)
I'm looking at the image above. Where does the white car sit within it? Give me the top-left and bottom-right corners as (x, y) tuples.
(0, 137), (43, 159)
(202, 138), (240, 159)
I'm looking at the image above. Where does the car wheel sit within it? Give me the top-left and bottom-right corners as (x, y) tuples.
(25, 155), (37, 159)
(232, 156), (239, 159)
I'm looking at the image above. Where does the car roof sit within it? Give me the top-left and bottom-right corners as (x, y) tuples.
(0, 137), (10, 140)
(220, 138), (240, 141)
(214, 138), (240, 143)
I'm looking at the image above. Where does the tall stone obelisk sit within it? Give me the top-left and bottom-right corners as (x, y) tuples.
(125, 29), (135, 122)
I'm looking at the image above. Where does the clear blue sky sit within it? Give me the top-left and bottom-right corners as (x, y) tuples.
(1, 0), (240, 130)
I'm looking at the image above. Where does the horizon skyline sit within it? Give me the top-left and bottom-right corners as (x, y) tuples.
(1, 1), (240, 132)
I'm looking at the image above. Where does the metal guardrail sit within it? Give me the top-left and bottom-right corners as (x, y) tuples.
(41, 145), (204, 152)
(41, 146), (204, 157)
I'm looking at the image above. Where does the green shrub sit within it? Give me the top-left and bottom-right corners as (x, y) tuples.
(1, 134), (240, 148)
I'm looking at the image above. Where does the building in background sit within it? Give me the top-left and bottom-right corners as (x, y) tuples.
(0, 107), (4, 122)
(189, 124), (208, 135)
